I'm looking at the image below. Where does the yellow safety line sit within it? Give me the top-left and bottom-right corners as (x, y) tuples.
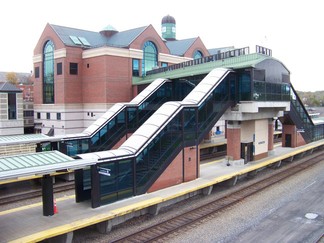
(9, 196), (164, 243)
(6, 140), (324, 243)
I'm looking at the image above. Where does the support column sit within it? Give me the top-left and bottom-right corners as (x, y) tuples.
(226, 176), (238, 187)
(268, 119), (274, 152)
(202, 185), (213, 196)
(149, 204), (162, 216)
(42, 174), (54, 216)
(96, 220), (113, 234)
(48, 232), (73, 243)
(226, 121), (241, 160)
(204, 130), (212, 143)
(75, 169), (85, 203)
(91, 164), (100, 208)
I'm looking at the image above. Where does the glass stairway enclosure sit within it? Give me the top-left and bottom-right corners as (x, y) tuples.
(118, 68), (234, 195)
(62, 78), (194, 156)
(283, 85), (324, 142)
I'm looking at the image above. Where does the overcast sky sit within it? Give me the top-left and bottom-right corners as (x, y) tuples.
(0, 0), (323, 91)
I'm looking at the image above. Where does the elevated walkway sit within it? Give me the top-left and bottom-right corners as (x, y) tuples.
(1, 139), (323, 243)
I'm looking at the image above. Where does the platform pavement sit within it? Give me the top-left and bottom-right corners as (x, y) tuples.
(0, 140), (323, 243)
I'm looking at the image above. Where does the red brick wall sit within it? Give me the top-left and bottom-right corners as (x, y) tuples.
(183, 37), (210, 58)
(33, 24), (66, 105)
(82, 55), (132, 103)
(227, 127), (241, 160)
(147, 145), (199, 193)
(282, 125), (306, 148)
(33, 24), (84, 105)
(147, 150), (183, 193)
(297, 133), (307, 146)
(183, 146), (198, 182)
(33, 24), (65, 55)
(130, 25), (170, 55)
(58, 47), (83, 104)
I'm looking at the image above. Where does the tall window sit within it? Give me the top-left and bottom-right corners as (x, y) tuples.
(132, 59), (139, 76)
(8, 93), (17, 119)
(193, 50), (203, 59)
(57, 62), (62, 75)
(43, 40), (54, 104)
(34, 67), (40, 78)
(142, 41), (158, 76)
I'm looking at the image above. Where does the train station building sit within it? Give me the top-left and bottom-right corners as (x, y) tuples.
(0, 15), (323, 243)
(32, 15), (231, 135)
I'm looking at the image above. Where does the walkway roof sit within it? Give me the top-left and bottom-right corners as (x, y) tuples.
(133, 53), (287, 85)
(0, 134), (63, 146)
(0, 150), (96, 182)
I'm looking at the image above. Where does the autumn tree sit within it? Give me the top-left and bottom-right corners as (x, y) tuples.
(6, 72), (18, 85)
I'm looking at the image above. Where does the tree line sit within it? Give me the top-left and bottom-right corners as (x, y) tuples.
(297, 90), (324, 107)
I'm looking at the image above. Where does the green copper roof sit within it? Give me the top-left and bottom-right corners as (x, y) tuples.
(133, 53), (271, 85)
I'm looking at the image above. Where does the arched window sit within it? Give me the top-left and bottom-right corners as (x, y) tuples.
(142, 41), (158, 76)
(193, 50), (203, 59)
(43, 40), (54, 104)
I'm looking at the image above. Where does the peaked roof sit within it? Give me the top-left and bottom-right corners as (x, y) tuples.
(50, 24), (148, 48)
(165, 37), (197, 56)
(0, 82), (22, 92)
(106, 26), (148, 47)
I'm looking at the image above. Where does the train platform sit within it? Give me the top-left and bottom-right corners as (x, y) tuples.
(0, 139), (323, 243)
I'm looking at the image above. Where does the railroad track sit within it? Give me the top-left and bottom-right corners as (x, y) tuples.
(112, 150), (324, 243)
(0, 181), (74, 206)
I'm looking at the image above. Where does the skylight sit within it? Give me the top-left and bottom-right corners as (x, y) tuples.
(69, 36), (82, 45)
(78, 36), (91, 46)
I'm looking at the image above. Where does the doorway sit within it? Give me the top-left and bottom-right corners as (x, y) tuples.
(241, 142), (254, 163)
(285, 134), (292, 147)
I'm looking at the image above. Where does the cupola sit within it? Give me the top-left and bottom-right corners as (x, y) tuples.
(161, 15), (176, 41)
(100, 25), (119, 37)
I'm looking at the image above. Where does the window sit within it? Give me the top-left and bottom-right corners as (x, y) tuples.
(8, 93), (17, 119)
(43, 40), (55, 104)
(57, 113), (61, 120)
(193, 50), (203, 59)
(132, 59), (139, 76)
(70, 63), (78, 75)
(35, 67), (40, 78)
(24, 110), (34, 117)
(37, 112), (41, 119)
(46, 112), (50, 120)
(57, 63), (62, 75)
(254, 69), (265, 81)
(161, 62), (168, 67)
(142, 41), (158, 76)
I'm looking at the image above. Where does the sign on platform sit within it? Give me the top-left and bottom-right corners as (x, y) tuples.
(98, 167), (111, 176)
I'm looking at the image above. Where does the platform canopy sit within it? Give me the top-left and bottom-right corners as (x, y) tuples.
(0, 150), (96, 182)
(0, 134), (62, 146)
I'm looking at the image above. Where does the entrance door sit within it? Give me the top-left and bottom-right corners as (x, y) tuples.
(285, 134), (292, 147)
(241, 142), (254, 163)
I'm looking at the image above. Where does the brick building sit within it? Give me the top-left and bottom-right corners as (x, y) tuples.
(32, 15), (232, 135)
